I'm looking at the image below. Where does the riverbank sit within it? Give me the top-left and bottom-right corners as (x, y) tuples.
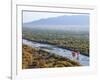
(22, 44), (81, 69)
(22, 39), (89, 66)
(23, 37), (89, 56)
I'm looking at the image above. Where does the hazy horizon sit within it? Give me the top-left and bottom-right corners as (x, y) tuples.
(22, 11), (89, 31)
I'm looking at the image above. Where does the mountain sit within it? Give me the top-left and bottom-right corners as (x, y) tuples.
(23, 15), (89, 26)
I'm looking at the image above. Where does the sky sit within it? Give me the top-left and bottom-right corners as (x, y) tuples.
(22, 11), (84, 23)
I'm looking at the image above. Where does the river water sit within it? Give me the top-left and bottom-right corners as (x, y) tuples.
(22, 39), (89, 66)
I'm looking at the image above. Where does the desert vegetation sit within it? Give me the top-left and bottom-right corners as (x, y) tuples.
(22, 44), (81, 69)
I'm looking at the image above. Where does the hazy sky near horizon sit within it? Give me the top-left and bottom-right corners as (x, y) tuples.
(23, 11), (87, 23)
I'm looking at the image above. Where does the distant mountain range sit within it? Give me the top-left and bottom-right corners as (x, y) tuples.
(23, 15), (89, 31)
(23, 15), (89, 25)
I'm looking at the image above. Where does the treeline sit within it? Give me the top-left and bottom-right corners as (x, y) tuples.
(22, 28), (89, 56)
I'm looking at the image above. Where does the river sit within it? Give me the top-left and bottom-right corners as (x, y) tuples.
(22, 39), (89, 66)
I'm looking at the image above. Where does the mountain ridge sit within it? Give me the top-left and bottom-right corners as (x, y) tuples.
(23, 15), (89, 25)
